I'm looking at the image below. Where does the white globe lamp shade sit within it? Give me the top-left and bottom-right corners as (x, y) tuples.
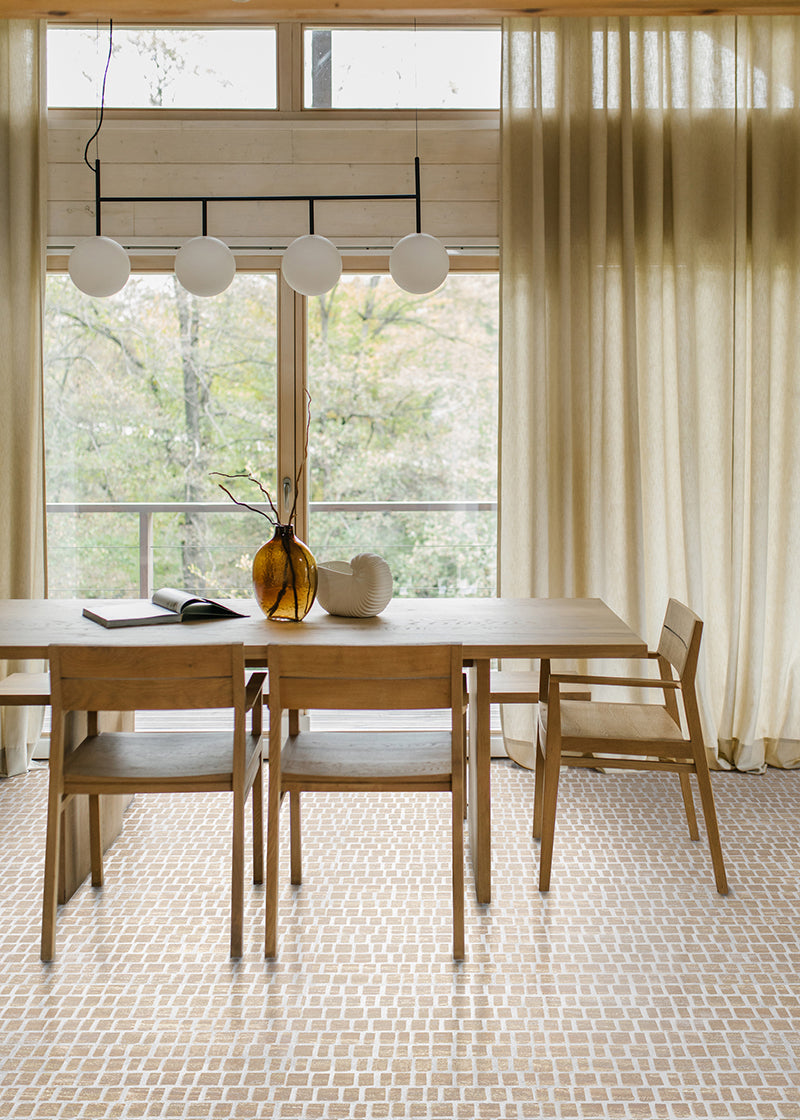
(68, 236), (130, 297)
(282, 234), (342, 297)
(389, 232), (449, 295)
(175, 236), (236, 297)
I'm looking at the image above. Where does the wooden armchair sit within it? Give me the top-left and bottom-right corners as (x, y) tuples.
(41, 644), (265, 960)
(265, 643), (466, 959)
(534, 600), (728, 895)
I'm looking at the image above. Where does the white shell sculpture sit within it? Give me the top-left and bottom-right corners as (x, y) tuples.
(316, 553), (394, 618)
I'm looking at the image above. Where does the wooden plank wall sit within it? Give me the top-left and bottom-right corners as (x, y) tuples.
(47, 111), (500, 258)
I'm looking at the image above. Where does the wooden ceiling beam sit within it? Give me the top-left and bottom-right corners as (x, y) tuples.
(2, 0), (800, 22)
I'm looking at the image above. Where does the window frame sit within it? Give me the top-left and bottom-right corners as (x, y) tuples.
(46, 19), (502, 121)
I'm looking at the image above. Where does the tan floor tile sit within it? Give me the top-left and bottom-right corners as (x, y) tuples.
(1, 763), (800, 1118)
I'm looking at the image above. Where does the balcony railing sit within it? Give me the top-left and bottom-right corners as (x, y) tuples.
(46, 500), (498, 599)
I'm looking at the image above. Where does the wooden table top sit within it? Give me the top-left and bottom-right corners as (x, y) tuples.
(0, 597), (646, 664)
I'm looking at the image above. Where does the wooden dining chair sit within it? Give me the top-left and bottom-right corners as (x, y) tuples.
(265, 643), (466, 960)
(41, 643), (266, 961)
(534, 599), (728, 895)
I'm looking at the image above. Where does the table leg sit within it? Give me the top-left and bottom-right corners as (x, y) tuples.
(467, 659), (491, 904)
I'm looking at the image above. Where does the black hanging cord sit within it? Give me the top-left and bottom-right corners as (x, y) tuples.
(413, 18), (419, 161)
(413, 19), (421, 232)
(83, 20), (113, 171)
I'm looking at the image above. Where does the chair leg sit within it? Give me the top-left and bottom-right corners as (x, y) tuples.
(677, 772), (700, 841)
(452, 788), (465, 961)
(41, 791), (63, 962)
(532, 729), (546, 840)
(462, 705), (469, 819)
(692, 754), (729, 895)
(265, 752), (281, 958)
(230, 786), (245, 958)
(88, 795), (104, 888)
(289, 790), (302, 886)
(252, 764), (264, 885)
(537, 739), (563, 892)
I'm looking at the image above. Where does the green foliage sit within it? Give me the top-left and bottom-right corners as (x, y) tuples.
(44, 271), (498, 599)
(306, 274), (498, 596)
(46, 274), (279, 503)
(308, 274), (497, 503)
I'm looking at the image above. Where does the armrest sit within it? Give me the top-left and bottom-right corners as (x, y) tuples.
(245, 670), (268, 710)
(549, 672), (679, 690)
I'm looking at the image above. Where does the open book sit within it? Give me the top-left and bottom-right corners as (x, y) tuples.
(82, 588), (248, 629)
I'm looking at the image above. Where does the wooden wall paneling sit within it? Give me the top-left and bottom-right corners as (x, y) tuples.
(419, 126), (499, 164)
(49, 120), (297, 165)
(421, 201), (498, 237)
(48, 200), (139, 238)
(420, 164), (497, 199)
(47, 112), (500, 246)
(292, 126), (418, 164)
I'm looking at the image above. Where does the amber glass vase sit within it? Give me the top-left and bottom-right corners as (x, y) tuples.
(252, 523), (318, 621)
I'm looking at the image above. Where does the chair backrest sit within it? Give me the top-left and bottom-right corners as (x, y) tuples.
(268, 643), (462, 715)
(49, 644), (247, 713)
(656, 599), (703, 684)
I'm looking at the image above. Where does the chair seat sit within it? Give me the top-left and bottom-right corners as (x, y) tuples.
(542, 698), (687, 747)
(63, 730), (263, 792)
(282, 730), (453, 786)
(0, 672), (51, 704)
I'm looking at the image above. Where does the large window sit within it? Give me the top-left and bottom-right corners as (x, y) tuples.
(43, 272), (498, 599)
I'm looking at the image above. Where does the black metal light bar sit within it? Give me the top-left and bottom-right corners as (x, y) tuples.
(91, 156), (425, 239)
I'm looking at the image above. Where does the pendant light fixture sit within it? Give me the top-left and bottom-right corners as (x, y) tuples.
(68, 21), (449, 300)
(281, 196), (342, 297)
(389, 233), (449, 295)
(175, 236), (237, 297)
(69, 234), (131, 298)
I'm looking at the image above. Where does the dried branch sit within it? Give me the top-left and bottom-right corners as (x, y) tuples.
(210, 471), (280, 525)
(289, 389), (312, 527)
(213, 391), (311, 529)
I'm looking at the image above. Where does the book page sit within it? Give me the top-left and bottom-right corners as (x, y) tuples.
(151, 588), (196, 613)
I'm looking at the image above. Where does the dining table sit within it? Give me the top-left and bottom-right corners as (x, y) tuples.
(0, 595), (646, 905)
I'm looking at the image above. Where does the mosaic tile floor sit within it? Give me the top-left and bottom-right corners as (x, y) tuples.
(1, 760), (798, 1120)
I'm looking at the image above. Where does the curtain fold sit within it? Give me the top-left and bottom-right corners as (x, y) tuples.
(500, 15), (800, 771)
(0, 19), (48, 777)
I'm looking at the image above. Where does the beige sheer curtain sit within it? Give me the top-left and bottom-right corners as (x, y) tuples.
(500, 16), (800, 771)
(0, 20), (47, 777)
